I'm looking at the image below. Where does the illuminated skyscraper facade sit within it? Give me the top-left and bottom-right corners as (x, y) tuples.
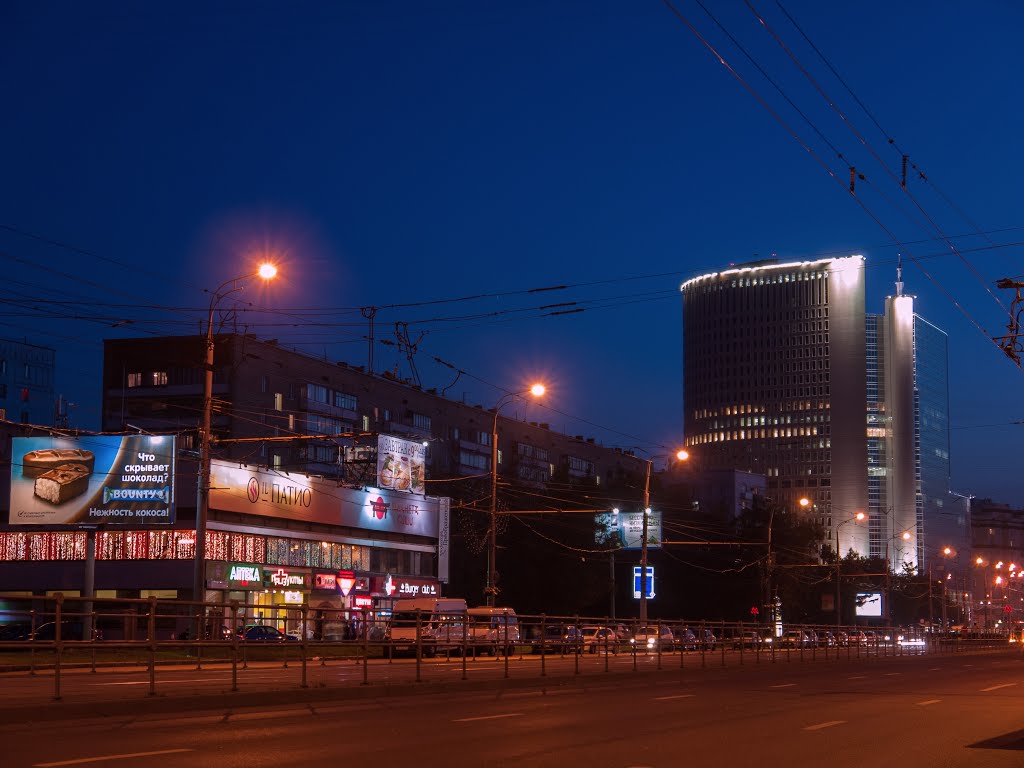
(681, 256), (869, 556)
(866, 276), (954, 575)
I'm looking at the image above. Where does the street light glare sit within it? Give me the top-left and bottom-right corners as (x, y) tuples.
(902, 532), (911, 540)
(675, 449), (689, 461)
(529, 383), (546, 397)
(799, 497), (810, 507)
(258, 263), (278, 280)
(855, 512), (865, 520)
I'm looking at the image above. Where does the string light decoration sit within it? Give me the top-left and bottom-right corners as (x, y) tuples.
(0, 533), (27, 560)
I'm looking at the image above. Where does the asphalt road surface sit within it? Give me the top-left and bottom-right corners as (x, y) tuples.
(4, 650), (1024, 767)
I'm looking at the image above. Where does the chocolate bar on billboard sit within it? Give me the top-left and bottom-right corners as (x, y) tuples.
(33, 464), (92, 505)
(23, 449), (96, 478)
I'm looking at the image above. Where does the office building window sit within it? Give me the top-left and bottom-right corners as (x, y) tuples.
(127, 372), (142, 388)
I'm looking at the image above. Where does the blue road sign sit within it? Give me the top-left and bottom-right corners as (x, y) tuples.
(632, 566), (655, 599)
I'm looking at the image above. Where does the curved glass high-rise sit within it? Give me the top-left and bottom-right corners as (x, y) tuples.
(681, 256), (869, 556)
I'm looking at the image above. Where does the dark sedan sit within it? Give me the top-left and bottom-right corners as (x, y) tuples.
(238, 625), (297, 642)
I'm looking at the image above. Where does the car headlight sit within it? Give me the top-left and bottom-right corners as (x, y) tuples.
(647, 638), (656, 647)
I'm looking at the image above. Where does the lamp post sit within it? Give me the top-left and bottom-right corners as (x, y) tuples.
(835, 512), (865, 632)
(193, 263), (278, 606)
(485, 383), (545, 607)
(639, 449), (688, 625)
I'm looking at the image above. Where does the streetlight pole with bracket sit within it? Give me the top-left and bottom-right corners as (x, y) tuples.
(193, 263), (278, 607)
(485, 383), (545, 607)
(638, 448), (689, 626)
(835, 512), (865, 633)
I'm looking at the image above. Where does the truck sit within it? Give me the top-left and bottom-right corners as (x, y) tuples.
(388, 597), (467, 657)
(466, 607), (520, 655)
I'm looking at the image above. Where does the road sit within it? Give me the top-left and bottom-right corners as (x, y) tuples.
(4, 650), (1024, 767)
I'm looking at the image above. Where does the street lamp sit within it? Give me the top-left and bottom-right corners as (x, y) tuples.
(835, 512), (865, 632)
(485, 383), (545, 607)
(639, 448), (689, 625)
(193, 263), (278, 605)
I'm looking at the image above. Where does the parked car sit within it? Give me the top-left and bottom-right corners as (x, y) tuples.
(730, 630), (770, 650)
(530, 624), (581, 654)
(780, 630), (811, 647)
(33, 621), (102, 641)
(0, 621), (33, 642)
(238, 624), (297, 642)
(632, 625), (675, 652)
(696, 628), (717, 651)
(580, 626), (618, 654)
(674, 626), (697, 651)
(846, 630), (868, 646)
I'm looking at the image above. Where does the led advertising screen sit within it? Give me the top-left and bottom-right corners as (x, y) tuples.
(855, 592), (883, 618)
(10, 435), (176, 526)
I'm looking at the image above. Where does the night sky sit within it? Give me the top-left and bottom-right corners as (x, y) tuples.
(2, 2), (1022, 505)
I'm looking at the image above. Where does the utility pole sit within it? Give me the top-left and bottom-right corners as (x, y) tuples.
(766, 507), (775, 635)
(994, 278), (1024, 366)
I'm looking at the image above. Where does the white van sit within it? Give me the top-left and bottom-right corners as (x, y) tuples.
(467, 607), (520, 655)
(389, 597), (467, 657)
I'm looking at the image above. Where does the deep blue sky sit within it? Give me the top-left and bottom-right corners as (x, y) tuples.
(2, 2), (1022, 505)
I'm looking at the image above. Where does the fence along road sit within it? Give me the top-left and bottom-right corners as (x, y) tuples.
(0, 593), (1015, 715)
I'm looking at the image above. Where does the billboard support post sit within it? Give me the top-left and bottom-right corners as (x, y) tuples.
(83, 527), (96, 641)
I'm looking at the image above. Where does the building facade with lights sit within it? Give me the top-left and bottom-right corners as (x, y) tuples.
(682, 256), (957, 573)
(865, 269), (956, 576)
(681, 256), (869, 556)
(0, 335), (645, 622)
(0, 338), (56, 427)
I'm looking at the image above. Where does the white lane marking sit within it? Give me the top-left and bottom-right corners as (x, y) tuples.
(847, 675), (866, 680)
(804, 720), (846, 731)
(34, 749), (193, 767)
(929, 667), (941, 671)
(917, 699), (941, 706)
(885, 672), (902, 676)
(981, 683), (1017, 692)
(654, 694), (695, 701)
(453, 713), (523, 723)
(90, 679), (215, 686)
(771, 683), (796, 688)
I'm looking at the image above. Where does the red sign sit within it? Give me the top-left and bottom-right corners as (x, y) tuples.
(1004, 604), (1013, 614)
(750, 606), (760, 616)
(314, 573), (337, 590)
(353, 596), (373, 608)
(338, 570), (356, 597)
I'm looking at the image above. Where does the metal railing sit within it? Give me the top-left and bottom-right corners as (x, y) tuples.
(0, 593), (1015, 701)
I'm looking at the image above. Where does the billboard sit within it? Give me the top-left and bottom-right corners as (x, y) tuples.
(9, 435), (176, 526)
(595, 510), (662, 550)
(209, 460), (442, 538)
(376, 434), (426, 495)
(855, 592), (883, 618)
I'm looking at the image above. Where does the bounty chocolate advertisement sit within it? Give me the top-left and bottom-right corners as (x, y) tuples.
(9, 435), (176, 526)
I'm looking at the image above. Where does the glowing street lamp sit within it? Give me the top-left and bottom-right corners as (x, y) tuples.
(194, 263), (278, 605)
(835, 512), (865, 630)
(638, 448), (689, 625)
(485, 383), (545, 606)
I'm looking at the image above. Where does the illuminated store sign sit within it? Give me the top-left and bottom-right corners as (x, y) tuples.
(263, 567), (308, 589)
(314, 573), (337, 590)
(229, 565), (261, 583)
(373, 574), (439, 598)
(209, 460), (441, 537)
